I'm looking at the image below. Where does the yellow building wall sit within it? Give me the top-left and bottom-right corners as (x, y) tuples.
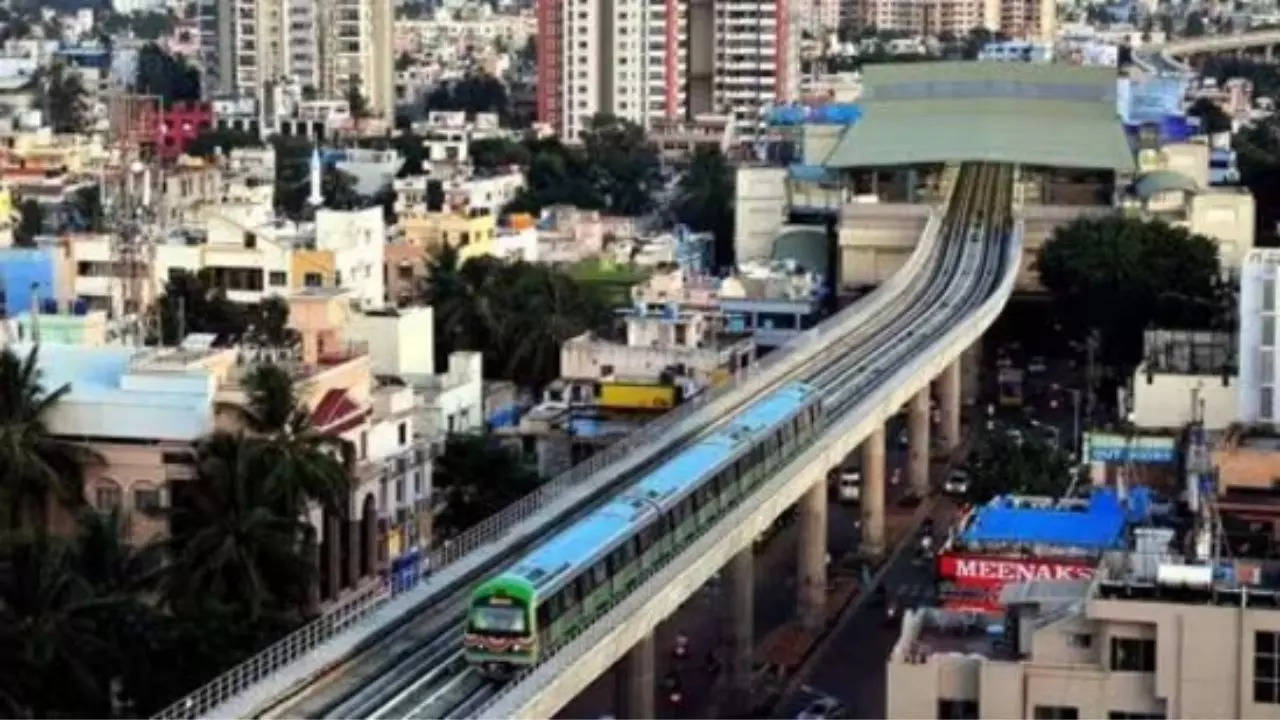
(291, 250), (336, 288)
(402, 211), (496, 263)
(599, 383), (676, 410)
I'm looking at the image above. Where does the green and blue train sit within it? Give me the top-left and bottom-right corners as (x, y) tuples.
(463, 381), (823, 675)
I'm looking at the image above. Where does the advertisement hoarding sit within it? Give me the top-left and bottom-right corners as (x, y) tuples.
(1116, 77), (1187, 125)
(936, 552), (1097, 612)
(1083, 432), (1177, 464)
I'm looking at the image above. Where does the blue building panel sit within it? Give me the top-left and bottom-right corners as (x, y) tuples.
(0, 248), (56, 318)
(960, 489), (1132, 550)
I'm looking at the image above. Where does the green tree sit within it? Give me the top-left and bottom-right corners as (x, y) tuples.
(40, 60), (89, 134)
(1234, 116), (1280, 244)
(240, 363), (350, 517)
(133, 42), (199, 105)
(162, 433), (316, 621)
(68, 185), (103, 232)
(581, 113), (661, 215)
(425, 73), (510, 119)
(1187, 97), (1231, 134)
(1185, 11), (1206, 36)
(391, 130), (428, 176)
(0, 532), (118, 717)
(469, 137), (531, 172)
(674, 146), (735, 270)
(14, 198), (42, 245)
(0, 346), (90, 532)
(432, 435), (540, 537)
(155, 269), (248, 344)
(963, 431), (1073, 505)
(245, 296), (298, 348)
(323, 167), (361, 209)
(1037, 215), (1224, 367)
(345, 81), (370, 119)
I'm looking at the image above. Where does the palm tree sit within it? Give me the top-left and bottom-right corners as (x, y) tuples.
(0, 346), (91, 532)
(163, 433), (315, 620)
(0, 532), (119, 717)
(674, 146), (735, 270)
(241, 364), (350, 517)
(500, 266), (609, 390)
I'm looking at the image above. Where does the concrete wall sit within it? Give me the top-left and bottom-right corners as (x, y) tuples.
(1189, 190), (1255, 272)
(1130, 366), (1237, 431)
(735, 166), (788, 264)
(837, 202), (930, 288)
(349, 306), (434, 377)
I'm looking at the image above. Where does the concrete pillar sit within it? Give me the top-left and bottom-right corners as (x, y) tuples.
(860, 425), (886, 558)
(324, 513), (341, 600)
(346, 518), (361, 587)
(615, 632), (655, 719)
(797, 480), (827, 631)
(938, 359), (961, 456)
(908, 388), (930, 497)
(724, 546), (754, 715)
(1267, 44), (1275, 62)
(961, 342), (981, 406)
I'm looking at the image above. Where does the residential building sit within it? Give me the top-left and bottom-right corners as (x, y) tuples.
(887, 547), (1280, 719)
(1127, 160), (1256, 274)
(1240, 249), (1280, 427)
(848, 0), (1053, 41)
(2, 308), (111, 347)
(384, 242), (429, 307)
(415, 110), (507, 164)
(201, 0), (394, 123)
(155, 101), (213, 160)
(348, 306), (435, 379)
(160, 157), (223, 227)
(401, 207), (497, 263)
(312, 207), (387, 309)
(718, 258), (825, 348)
(650, 113), (736, 165)
(1128, 329), (1238, 432)
(536, 0), (798, 143)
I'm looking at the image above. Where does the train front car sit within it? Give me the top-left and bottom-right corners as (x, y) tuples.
(463, 575), (539, 677)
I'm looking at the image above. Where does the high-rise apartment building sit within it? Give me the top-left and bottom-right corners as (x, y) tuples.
(1240, 249), (1280, 426)
(200, 0), (394, 122)
(537, 0), (797, 143)
(846, 0), (1051, 41)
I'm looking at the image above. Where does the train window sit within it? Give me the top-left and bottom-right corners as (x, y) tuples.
(665, 511), (678, 531)
(737, 458), (749, 478)
(578, 572), (594, 596)
(592, 561), (608, 586)
(796, 412), (807, 432)
(638, 523), (654, 551)
(686, 493), (699, 512)
(537, 602), (551, 627)
(565, 581), (580, 606)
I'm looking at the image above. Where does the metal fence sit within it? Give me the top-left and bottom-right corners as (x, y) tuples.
(151, 583), (388, 720)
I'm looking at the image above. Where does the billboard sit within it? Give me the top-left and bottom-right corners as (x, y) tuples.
(936, 552), (1097, 612)
(1083, 432), (1177, 464)
(1116, 77), (1187, 125)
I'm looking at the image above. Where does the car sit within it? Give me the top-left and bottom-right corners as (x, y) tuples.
(797, 695), (845, 719)
(836, 468), (861, 503)
(1027, 356), (1047, 374)
(944, 469), (970, 495)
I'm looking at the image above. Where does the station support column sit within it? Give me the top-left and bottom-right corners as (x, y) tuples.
(797, 480), (827, 631)
(938, 359), (961, 456)
(861, 425), (886, 558)
(724, 546), (754, 715)
(908, 388), (930, 497)
(615, 632), (655, 719)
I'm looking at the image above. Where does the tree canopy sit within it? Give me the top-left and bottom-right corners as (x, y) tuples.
(1187, 97), (1231, 134)
(418, 247), (613, 390)
(431, 435), (540, 537)
(133, 42), (199, 106)
(506, 114), (661, 216)
(40, 60), (89, 134)
(425, 74), (510, 119)
(1234, 115), (1280, 245)
(1036, 215), (1225, 367)
(962, 430), (1074, 505)
(673, 146), (735, 270)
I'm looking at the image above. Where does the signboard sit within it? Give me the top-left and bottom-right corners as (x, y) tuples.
(1083, 432), (1177, 465)
(936, 552), (1097, 612)
(1116, 77), (1187, 125)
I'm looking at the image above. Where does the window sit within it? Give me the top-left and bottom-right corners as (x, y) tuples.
(395, 478), (404, 503)
(1067, 632), (1092, 649)
(304, 271), (323, 287)
(243, 232), (257, 249)
(1111, 637), (1156, 672)
(1033, 707), (1079, 720)
(398, 422), (407, 446)
(95, 482), (122, 511)
(269, 271), (287, 287)
(1256, 631), (1280, 703)
(134, 486), (161, 512)
(413, 471), (422, 495)
(1263, 386), (1274, 420)
(360, 431), (368, 460)
(1264, 277), (1276, 310)
(1265, 315), (1276, 347)
(1107, 713), (1164, 719)
(938, 699), (978, 719)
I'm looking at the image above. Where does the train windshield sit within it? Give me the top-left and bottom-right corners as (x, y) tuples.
(470, 604), (528, 635)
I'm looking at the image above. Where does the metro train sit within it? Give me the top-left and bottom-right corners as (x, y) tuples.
(462, 381), (823, 675)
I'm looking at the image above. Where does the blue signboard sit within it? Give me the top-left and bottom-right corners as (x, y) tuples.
(1084, 432), (1178, 464)
(1117, 77), (1187, 125)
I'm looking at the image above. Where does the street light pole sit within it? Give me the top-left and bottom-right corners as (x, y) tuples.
(1070, 388), (1082, 457)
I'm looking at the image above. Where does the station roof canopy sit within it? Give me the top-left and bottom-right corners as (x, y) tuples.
(822, 62), (1136, 172)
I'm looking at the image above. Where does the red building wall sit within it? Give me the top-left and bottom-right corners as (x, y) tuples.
(156, 102), (213, 160)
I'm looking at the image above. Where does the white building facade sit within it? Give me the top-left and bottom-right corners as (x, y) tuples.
(1239, 249), (1280, 426)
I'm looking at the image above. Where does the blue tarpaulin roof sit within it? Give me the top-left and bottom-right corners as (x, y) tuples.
(788, 164), (838, 183)
(767, 103), (863, 126)
(960, 488), (1146, 550)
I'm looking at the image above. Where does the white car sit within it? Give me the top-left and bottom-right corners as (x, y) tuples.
(837, 470), (861, 503)
(797, 696), (844, 719)
(944, 469), (970, 495)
